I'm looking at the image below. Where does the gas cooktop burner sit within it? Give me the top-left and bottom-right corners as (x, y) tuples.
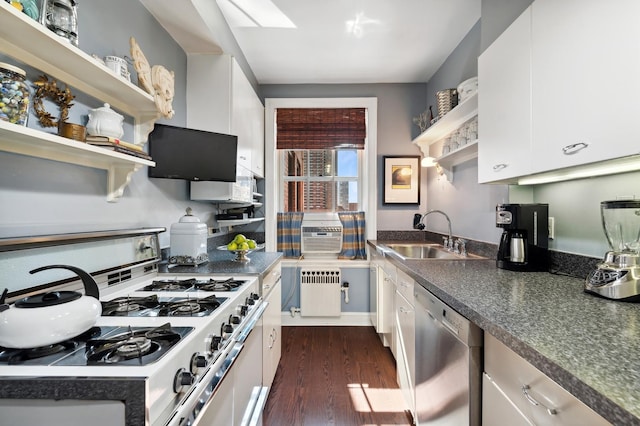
(193, 278), (245, 292)
(158, 295), (224, 317)
(0, 327), (103, 365)
(143, 278), (196, 291)
(101, 295), (161, 316)
(85, 323), (191, 365)
(141, 277), (247, 292)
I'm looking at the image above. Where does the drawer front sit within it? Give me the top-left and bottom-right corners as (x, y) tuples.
(482, 373), (533, 426)
(395, 268), (414, 303)
(262, 262), (281, 297)
(485, 334), (610, 426)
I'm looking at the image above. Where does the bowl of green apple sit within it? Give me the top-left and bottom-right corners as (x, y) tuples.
(217, 234), (263, 262)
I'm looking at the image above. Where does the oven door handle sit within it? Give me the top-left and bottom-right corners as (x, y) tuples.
(236, 300), (268, 344)
(165, 341), (242, 426)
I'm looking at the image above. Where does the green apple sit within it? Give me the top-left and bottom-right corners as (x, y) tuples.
(247, 239), (257, 249)
(238, 242), (249, 251)
(233, 234), (247, 244)
(227, 242), (238, 251)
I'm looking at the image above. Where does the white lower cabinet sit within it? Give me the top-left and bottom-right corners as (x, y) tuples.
(395, 269), (415, 417)
(370, 250), (394, 341)
(262, 263), (282, 388)
(483, 373), (533, 426)
(483, 333), (610, 426)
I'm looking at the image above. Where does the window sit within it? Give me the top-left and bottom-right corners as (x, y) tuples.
(276, 107), (365, 213)
(264, 98), (378, 251)
(281, 149), (360, 212)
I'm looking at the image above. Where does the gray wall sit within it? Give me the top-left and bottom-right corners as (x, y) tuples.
(481, 0), (532, 51)
(260, 83), (427, 231)
(422, 20), (507, 244)
(0, 0), (215, 248)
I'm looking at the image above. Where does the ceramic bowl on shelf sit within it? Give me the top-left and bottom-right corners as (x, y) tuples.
(217, 244), (264, 262)
(457, 77), (478, 102)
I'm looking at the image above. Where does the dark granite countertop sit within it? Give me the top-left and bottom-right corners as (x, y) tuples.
(368, 240), (640, 425)
(158, 250), (282, 278)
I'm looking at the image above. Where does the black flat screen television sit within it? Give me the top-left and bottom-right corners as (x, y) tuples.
(148, 124), (238, 182)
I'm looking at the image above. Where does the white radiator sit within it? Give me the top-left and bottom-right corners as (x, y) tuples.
(300, 268), (341, 317)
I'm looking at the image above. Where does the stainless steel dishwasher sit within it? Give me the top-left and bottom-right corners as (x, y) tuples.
(414, 284), (483, 426)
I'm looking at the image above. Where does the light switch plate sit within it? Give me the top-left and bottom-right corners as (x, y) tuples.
(548, 217), (555, 240)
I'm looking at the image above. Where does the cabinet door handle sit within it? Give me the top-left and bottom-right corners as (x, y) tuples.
(521, 384), (557, 415)
(562, 142), (589, 155)
(492, 163), (508, 171)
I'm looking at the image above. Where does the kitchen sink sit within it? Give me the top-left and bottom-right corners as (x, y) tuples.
(380, 243), (486, 260)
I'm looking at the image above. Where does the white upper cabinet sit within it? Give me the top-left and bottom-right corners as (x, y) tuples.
(232, 60), (265, 178)
(478, 6), (532, 183)
(187, 55), (264, 178)
(479, 0), (640, 183)
(530, 0), (640, 171)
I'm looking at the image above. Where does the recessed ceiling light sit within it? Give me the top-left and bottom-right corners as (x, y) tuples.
(345, 12), (380, 38)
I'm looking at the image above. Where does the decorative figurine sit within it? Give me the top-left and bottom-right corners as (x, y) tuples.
(151, 65), (175, 119)
(413, 110), (429, 133)
(130, 37), (153, 95)
(130, 37), (175, 119)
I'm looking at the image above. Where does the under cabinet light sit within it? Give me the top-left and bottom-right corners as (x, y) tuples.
(517, 155), (640, 185)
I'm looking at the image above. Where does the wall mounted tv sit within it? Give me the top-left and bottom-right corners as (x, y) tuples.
(148, 124), (238, 182)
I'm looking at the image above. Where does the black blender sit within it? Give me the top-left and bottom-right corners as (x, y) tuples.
(585, 200), (640, 301)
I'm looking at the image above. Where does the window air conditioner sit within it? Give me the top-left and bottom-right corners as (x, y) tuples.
(301, 213), (343, 257)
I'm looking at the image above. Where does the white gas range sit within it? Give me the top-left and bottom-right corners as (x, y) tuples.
(0, 229), (265, 426)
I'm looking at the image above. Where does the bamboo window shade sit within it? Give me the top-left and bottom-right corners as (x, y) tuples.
(276, 108), (366, 150)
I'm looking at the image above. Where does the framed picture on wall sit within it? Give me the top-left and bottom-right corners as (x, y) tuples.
(383, 156), (420, 204)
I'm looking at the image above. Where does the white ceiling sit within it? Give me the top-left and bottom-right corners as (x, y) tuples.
(143, 0), (481, 85)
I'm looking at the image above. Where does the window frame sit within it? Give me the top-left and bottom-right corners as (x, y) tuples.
(264, 97), (377, 252)
(279, 149), (362, 213)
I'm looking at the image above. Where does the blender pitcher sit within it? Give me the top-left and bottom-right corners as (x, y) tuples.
(585, 200), (640, 301)
(601, 200), (640, 254)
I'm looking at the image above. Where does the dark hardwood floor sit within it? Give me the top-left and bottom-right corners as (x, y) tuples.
(263, 326), (412, 426)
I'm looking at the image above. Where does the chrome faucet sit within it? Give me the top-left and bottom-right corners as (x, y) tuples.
(420, 210), (454, 251)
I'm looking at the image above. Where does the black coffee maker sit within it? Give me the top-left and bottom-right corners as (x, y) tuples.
(496, 203), (549, 271)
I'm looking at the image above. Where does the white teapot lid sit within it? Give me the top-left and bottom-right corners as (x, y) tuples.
(91, 103), (123, 119)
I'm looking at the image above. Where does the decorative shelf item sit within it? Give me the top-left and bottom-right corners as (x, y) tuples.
(412, 92), (477, 149)
(413, 92), (478, 182)
(0, 2), (159, 201)
(435, 140), (478, 181)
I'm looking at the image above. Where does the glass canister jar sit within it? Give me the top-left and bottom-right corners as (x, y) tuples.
(0, 62), (30, 126)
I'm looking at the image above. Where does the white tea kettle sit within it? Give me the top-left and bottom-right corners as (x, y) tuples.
(0, 264), (102, 349)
